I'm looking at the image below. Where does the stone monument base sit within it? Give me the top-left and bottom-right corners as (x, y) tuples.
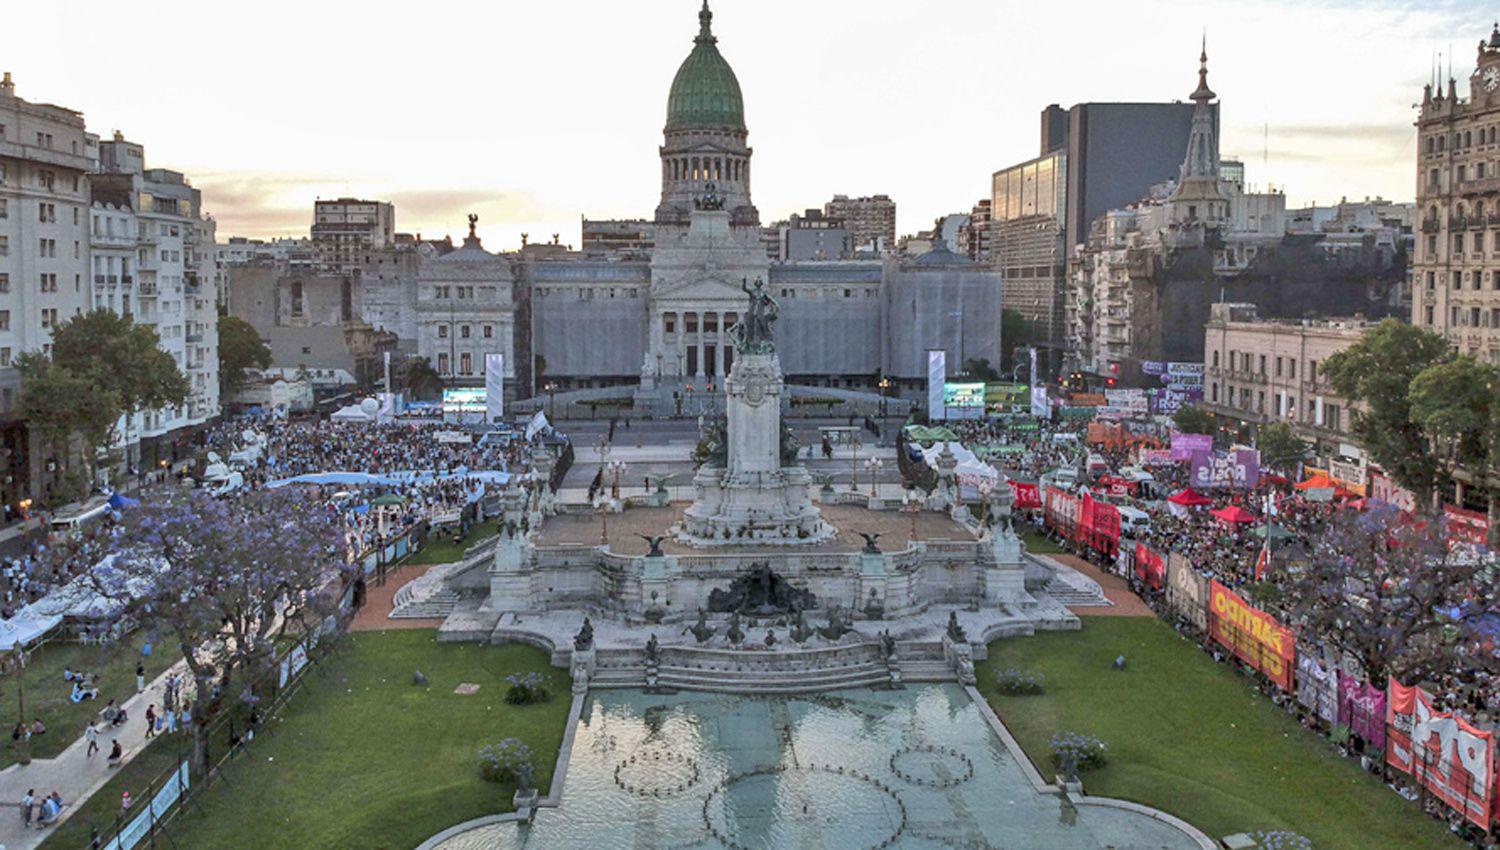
(673, 465), (836, 546)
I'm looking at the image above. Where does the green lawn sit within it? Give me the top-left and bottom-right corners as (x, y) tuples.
(1020, 529), (1064, 553)
(43, 630), (570, 850)
(0, 631), (176, 769)
(406, 518), (501, 565)
(976, 618), (1456, 850)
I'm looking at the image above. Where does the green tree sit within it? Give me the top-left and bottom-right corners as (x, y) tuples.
(217, 314), (272, 397)
(1255, 422), (1310, 470)
(1407, 356), (1498, 473)
(1000, 310), (1038, 373)
(403, 356), (444, 401)
(1172, 405), (1215, 435)
(50, 310), (189, 415)
(1322, 319), (1450, 505)
(17, 354), (120, 505)
(21, 311), (187, 498)
(962, 358), (1000, 382)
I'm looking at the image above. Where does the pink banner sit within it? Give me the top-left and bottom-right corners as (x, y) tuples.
(1170, 432), (1213, 461)
(1337, 678), (1386, 750)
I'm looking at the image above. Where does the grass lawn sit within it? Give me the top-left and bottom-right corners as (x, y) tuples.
(976, 618), (1457, 850)
(1020, 529), (1064, 553)
(406, 518), (501, 566)
(43, 630), (570, 850)
(0, 631), (176, 769)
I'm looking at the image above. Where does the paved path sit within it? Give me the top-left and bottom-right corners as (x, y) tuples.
(350, 564), (443, 632)
(1051, 554), (1156, 617)
(0, 660), (188, 849)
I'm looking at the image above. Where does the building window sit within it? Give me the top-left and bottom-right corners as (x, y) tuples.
(460, 353), (472, 375)
(482, 325), (493, 339)
(1212, 350), (1219, 368)
(1274, 356), (1283, 377)
(437, 325), (448, 339)
(1258, 354), (1266, 374)
(437, 353), (449, 375)
(1426, 305), (1436, 325)
(461, 325), (470, 339)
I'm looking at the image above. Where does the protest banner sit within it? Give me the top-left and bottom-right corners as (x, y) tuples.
(1190, 448), (1261, 490)
(1133, 542), (1165, 591)
(1009, 481), (1041, 510)
(1296, 654), (1340, 726)
(1208, 580), (1295, 690)
(1337, 677), (1386, 751)
(1170, 433), (1213, 461)
(1387, 678), (1496, 828)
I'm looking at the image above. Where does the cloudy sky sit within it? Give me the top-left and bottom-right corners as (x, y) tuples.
(2, 0), (1488, 248)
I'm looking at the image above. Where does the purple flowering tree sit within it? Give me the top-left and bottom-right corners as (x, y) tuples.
(1288, 503), (1491, 685)
(89, 487), (345, 768)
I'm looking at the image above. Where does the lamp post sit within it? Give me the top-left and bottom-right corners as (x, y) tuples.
(849, 435), (863, 492)
(978, 480), (994, 529)
(607, 459), (627, 500)
(903, 487), (920, 541)
(544, 382), (556, 421)
(865, 456), (883, 498)
(598, 499), (609, 547)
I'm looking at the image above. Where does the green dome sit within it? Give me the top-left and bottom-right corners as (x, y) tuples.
(665, 3), (745, 132)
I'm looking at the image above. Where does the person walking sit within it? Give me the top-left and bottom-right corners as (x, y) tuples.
(134, 662), (144, 694)
(144, 705), (156, 738)
(85, 720), (100, 757)
(20, 789), (34, 827)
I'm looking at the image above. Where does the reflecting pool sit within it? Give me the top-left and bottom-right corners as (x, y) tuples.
(432, 684), (1203, 849)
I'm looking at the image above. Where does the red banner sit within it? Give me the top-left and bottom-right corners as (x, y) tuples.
(1009, 481), (1041, 510)
(1386, 678), (1497, 828)
(1208, 580), (1295, 690)
(1134, 543), (1165, 590)
(1097, 475), (1136, 497)
(1045, 490), (1079, 536)
(1077, 495), (1120, 556)
(1443, 505), (1490, 547)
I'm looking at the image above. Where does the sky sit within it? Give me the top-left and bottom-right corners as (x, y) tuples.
(0, 0), (1490, 249)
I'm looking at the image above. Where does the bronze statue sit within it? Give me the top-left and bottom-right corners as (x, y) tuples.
(638, 534), (667, 558)
(706, 562), (816, 616)
(858, 531), (882, 555)
(573, 616), (594, 651)
(728, 278), (778, 355)
(685, 609), (715, 644)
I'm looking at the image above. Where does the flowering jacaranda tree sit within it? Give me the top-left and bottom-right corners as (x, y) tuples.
(88, 487), (345, 767)
(1288, 503), (1493, 685)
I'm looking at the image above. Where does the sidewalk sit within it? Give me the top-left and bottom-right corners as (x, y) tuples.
(0, 659), (187, 850)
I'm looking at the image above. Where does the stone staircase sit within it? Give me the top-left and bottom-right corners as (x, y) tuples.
(1040, 563), (1112, 607)
(585, 641), (955, 693)
(390, 564), (464, 619)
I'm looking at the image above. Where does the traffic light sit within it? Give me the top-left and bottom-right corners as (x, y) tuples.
(1106, 377), (1117, 388)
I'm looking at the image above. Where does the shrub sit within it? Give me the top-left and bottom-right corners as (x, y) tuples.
(1050, 731), (1108, 772)
(479, 738), (534, 783)
(504, 671), (552, 705)
(994, 668), (1046, 695)
(1247, 831), (1312, 850)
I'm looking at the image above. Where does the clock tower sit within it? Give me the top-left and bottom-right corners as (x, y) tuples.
(1473, 24), (1500, 98)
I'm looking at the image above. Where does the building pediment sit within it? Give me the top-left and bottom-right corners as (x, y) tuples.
(651, 272), (752, 304)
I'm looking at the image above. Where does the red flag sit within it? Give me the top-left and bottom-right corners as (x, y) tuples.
(1254, 543), (1270, 581)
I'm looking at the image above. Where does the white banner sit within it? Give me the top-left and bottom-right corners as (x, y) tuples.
(1030, 386), (1049, 418)
(927, 350), (946, 422)
(485, 353), (506, 425)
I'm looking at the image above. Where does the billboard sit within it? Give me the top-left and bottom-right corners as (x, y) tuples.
(927, 350), (946, 422)
(484, 354), (505, 425)
(943, 382), (986, 418)
(442, 388), (487, 415)
(1208, 580), (1295, 690)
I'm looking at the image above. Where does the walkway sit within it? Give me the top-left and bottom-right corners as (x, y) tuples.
(350, 564), (444, 632)
(0, 659), (187, 850)
(1052, 554), (1156, 617)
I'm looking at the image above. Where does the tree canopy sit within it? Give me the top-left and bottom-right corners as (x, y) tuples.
(218, 314), (272, 397)
(1322, 319), (1449, 502)
(1255, 422), (1310, 470)
(1172, 405), (1216, 436)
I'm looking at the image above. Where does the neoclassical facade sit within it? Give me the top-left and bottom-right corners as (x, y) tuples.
(381, 3), (1002, 403)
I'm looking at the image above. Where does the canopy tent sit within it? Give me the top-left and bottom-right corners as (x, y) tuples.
(369, 494), (407, 506)
(329, 404), (376, 424)
(1250, 522), (1297, 542)
(1211, 505), (1258, 525)
(1168, 489), (1214, 507)
(918, 441), (1000, 498)
(106, 492), (139, 511)
(0, 609), (63, 652)
(905, 425), (961, 443)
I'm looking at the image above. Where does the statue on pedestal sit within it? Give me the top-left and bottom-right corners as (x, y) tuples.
(727, 278), (778, 355)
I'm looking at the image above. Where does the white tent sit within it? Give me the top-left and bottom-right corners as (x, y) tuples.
(0, 609), (62, 652)
(919, 441), (1001, 498)
(329, 404), (376, 424)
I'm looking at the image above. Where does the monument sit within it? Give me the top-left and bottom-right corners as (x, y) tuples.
(674, 278), (835, 546)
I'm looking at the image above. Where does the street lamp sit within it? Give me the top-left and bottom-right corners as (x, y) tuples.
(606, 458), (628, 500)
(544, 382), (556, 421)
(849, 435), (863, 492)
(864, 456), (883, 498)
(903, 487), (920, 541)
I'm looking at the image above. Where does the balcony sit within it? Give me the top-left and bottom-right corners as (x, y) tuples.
(185, 333), (203, 343)
(137, 281), (158, 296)
(1421, 216), (1442, 233)
(1458, 175), (1500, 196)
(93, 274), (105, 285)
